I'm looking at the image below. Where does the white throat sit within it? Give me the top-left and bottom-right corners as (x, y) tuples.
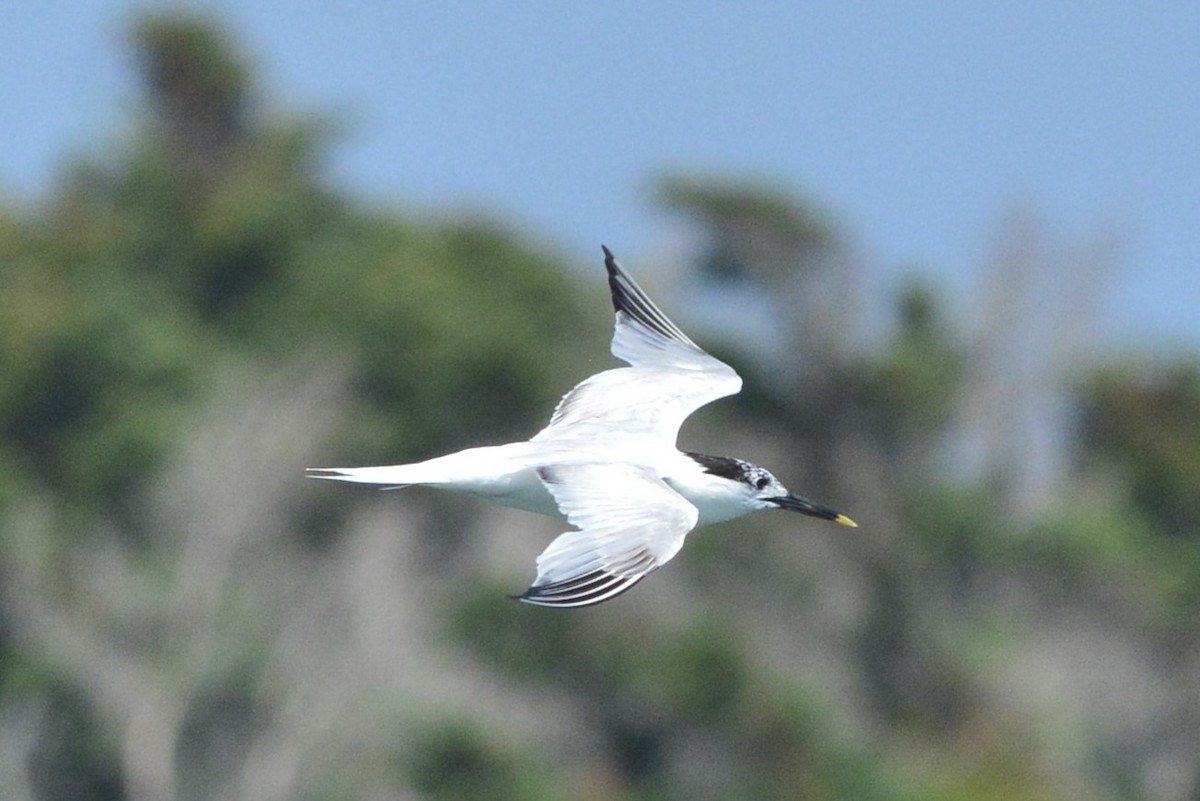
(662, 456), (759, 525)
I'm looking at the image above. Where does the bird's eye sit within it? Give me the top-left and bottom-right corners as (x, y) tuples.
(755, 476), (770, 490)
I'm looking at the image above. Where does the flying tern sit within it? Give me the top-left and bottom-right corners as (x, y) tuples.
(309, 246), (856, 608)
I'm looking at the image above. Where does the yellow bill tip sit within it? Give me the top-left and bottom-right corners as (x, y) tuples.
(834, 514), (858, 528)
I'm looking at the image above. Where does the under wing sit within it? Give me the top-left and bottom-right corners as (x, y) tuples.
(533, 247), (741, 444)
(515, 463), (699, 608)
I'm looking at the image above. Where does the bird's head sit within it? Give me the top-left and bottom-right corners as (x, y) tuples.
(686, 453), (858, 527)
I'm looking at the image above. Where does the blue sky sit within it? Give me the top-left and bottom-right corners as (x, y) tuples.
(3, 2), (1197, 348)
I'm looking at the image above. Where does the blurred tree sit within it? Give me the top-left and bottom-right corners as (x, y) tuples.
(655, 174), (835, 283)
(953, 205), (1119, 518)
(450, 595), (916, 801)
(0, 12), (586, 510)
(655, 173), (853, 371)
(1078, 361), (1200, 539)
(0, 14), (590, 800)
(655, 174), (975, 756)
(653, 173), (862, 498)
(0, 11), (1195, 801)
(407, 722), (560, 801)
(853, 277), (963, 474)
(135, 14), (253, 187)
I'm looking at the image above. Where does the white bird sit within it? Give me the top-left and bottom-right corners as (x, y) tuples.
(309, 246), (856, 608)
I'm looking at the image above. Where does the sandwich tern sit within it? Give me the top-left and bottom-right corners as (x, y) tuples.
(309, 246), (856, 607)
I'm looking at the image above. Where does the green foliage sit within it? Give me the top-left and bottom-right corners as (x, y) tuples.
(27, 686), (126, 801)
(278, 219), (587, 459)
(657, 175), (836, 254)
(655, 173), (836, 282)
(852, 278), (963, 461)
(0, 14), (596, 800)
(2, 11), (1197, 801)
(135, 12), (252, 121)
(900, 736), (1070, 801)
(405, 721), (561, 801)
(450, 589), (938, 800)
(904, 485), (1008, 571)
(0, 14), (587, 506)
(0, 210), (215, 500)
(1031, 500), (1200, 626)
(1079, 361), (1200, 538)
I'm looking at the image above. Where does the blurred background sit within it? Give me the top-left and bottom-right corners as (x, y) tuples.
(1, 4), (1198, 801)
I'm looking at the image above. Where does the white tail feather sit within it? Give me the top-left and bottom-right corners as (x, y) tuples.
(305, 464), (426, 487)
(306, 444), (534, 490)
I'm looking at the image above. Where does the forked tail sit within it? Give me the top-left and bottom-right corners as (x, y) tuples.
(305, 465), (420, 489)
(306, 447), (509, 489)
(308, 445), (531, 494)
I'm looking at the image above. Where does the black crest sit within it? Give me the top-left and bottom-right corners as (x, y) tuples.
(686, 452), (750, 483)
(686, 452), (776, 491)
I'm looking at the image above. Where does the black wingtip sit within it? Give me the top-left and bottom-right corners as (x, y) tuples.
(511, 569), (648, 609)
(511, 587), (561, 606)
(510, 589), (553, 607)
(599, 245), (696, 347)
(602, 245), (628, 315)
(602, 244), (621, 284)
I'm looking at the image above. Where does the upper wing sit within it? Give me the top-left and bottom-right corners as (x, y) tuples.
(533, 247), (741, 444)
(604, 245), (717, 371)
(515, 463), (699, 608)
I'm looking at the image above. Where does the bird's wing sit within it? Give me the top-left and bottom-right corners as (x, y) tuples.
(533, 247), (742, 443)
(515, 463), (699, 608)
